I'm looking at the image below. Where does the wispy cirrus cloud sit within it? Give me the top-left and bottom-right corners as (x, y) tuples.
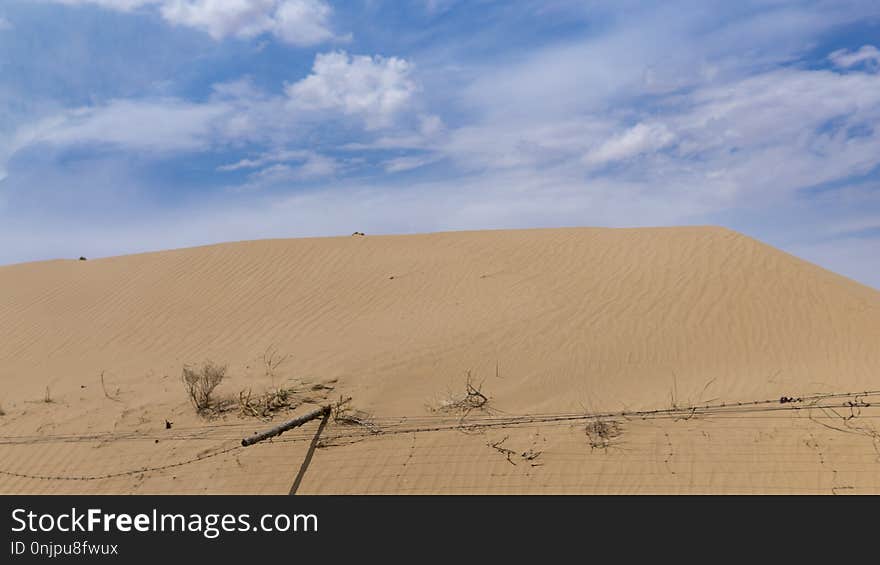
(582, 123), (676, 167)
(830, 45), (880, 70)
(382, 153), (442, 173)
(219, 148), (341, 190)
(12, 99), (228, 152)
(47, 0), (344, 45)
(49, 0), (151, 9)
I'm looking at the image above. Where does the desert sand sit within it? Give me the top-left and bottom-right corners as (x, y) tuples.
(0, 226), (878, 494)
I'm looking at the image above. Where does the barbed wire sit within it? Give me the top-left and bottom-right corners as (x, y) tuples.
(0, 443), (242, 481)
(297, 390), (880, 443)
(0, 389), (877, 482)
(2, 389), (878, 445)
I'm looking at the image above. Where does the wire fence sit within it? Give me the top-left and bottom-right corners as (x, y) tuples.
(0, 390), (877, 494)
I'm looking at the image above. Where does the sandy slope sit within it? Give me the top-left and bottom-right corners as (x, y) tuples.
(0, 226), (878, 494)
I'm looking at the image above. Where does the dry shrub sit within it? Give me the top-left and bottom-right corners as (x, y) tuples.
(182, 361), (226, 413)
(261, 345), (291, 388)
(430, 370), (489, 417)
(332, 396), (379, 433)
(235, 367), (336, 421)
(488, 436), (518, 465)
(487, 435), (544, 466)
(586, 418), (623, 451)
(238, 387), (299, 420)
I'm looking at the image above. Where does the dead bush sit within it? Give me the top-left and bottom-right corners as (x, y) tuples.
(332, 396), (379, 433)
(261, 345), (291, 388)
(430, 370), (489, 417)
(488, 436), (518, 465)
(238, 387), (300, 420)
(586, 418), (623, 451)
(182, 361), (226, 413)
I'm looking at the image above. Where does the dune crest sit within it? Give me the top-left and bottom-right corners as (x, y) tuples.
(1, 227), (878, 494)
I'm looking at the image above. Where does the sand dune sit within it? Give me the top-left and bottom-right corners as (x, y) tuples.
(1, 227), (878, 493)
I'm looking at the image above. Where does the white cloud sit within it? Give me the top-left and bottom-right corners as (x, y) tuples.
(443, 42), (880, 201)
(217, 149), (343, 192)
(459, 3), (880, 124)
(382, 154), (441, 173)
(664, 67), (880, 199)
(0, 17), (12, 30)
(14, 99), (229, 153)
(159, 0), (280, 39)
(49, 0), (339, 45)
(218, 149), (311, 172)
(583, 123), (676, 166)
(0, 98), (232, 182)
(286, 51), (417, 129)
(51, 0), (153, 9)
(220, 149), (340, 187)
(294, 152), (338, 178)
(424, 0), (458, 15)
(418, 114), (444, 137)
(439, 118), (610, 171)
(271, 0), (338, 45)
(829, 45), (880, 71)
(338, 115), (445, 152)
(4, 50), (421, 166)
(160, 0), (336, 45)
(248, 157), (336, 183)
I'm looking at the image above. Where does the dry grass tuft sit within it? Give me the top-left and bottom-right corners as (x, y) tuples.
(486, 435), (545, 466)
(182, 361), (226, 413)
(332, 396), (379, 433)
(488, 436), (518, 465)
(261, 345), (291, 388)
(238, 387), (300, 420)
(430, 370), (490, 417)
(668, 373), (717, 421)
(585, 418), (623, 451)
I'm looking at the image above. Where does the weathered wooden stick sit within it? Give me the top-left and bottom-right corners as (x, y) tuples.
(289, 409), (331, 495)
(241, 405), (331, 447)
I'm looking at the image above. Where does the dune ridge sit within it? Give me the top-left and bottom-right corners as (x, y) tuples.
(1, 226), (878, 494)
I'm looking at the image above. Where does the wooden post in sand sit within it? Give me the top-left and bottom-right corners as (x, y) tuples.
(241, 405), (331, 447)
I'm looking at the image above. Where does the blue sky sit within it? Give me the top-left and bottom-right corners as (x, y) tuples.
(1, 1), (879, 288)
